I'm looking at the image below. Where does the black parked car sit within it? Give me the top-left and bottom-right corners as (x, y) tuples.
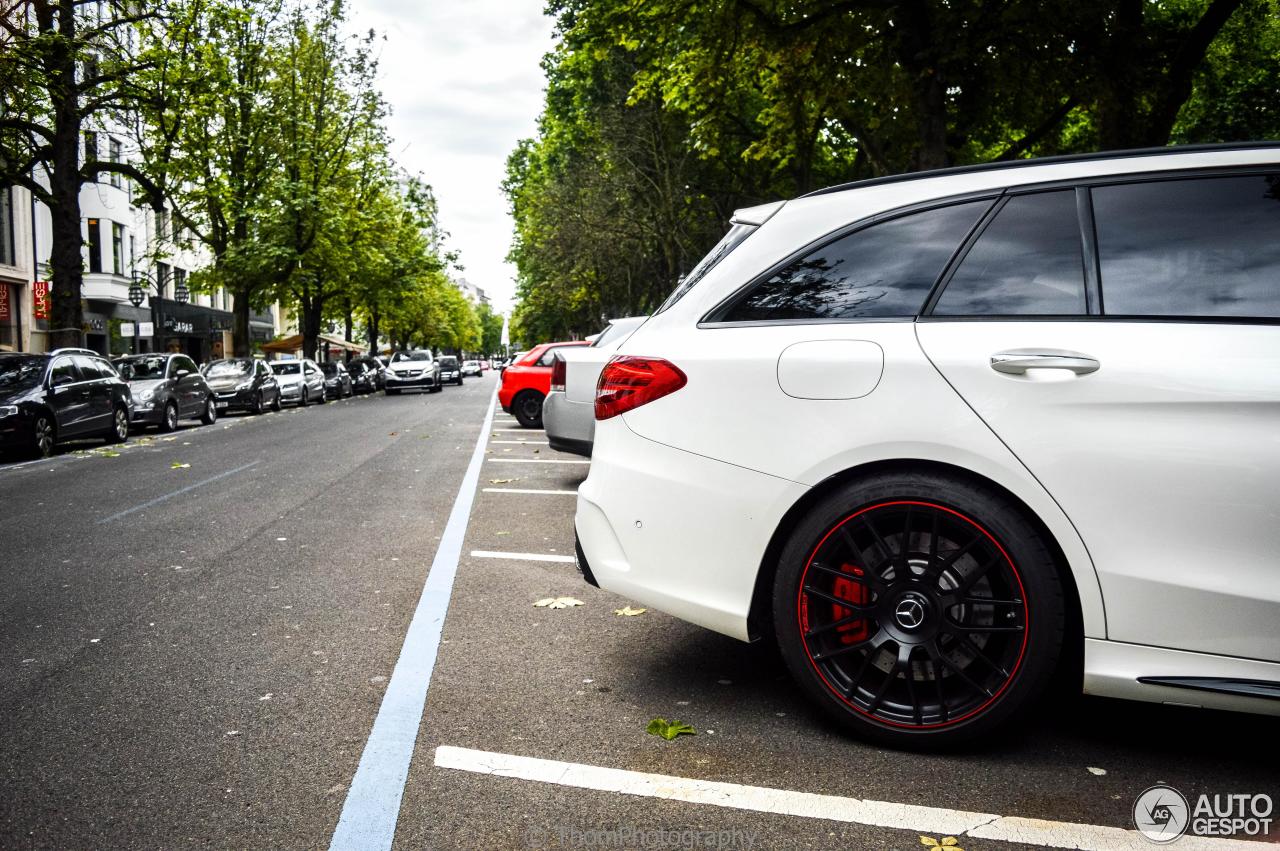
(0, 348), (132, 457)
(201, 358), (281, 415)
(438, 355), (463, 386)
(349, 355), (386, 390)
(346, 359), (378, 394)
(320, 361), (353, 398)
(113, 353), (217, 431)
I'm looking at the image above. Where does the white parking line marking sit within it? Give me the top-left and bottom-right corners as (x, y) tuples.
(470, 551), (577, 563)
(434, 747), (1259, 851)
(491, 428), (544, 433)
(481, 488), (576, 495)
(97, 461), (261, 524)
(328, 393), (498, 851)
(490, 440), (549, 444)
(487, 458), (590, 465)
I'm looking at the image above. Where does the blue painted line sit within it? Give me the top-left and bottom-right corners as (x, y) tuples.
(329, 393), (497, 851)
(97, 460), (260, 524)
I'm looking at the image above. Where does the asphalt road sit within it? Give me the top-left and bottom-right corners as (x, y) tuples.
(1, 372), (1275, 850)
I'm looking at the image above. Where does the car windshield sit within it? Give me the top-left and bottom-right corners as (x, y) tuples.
(114, 357), (167, 381)
(204, 359), (253, 377)
(271, 362), (301, 375)
(391, 351), (431, 363)
(439, 357), (458, 367)
(347, 362), (365, 374)
(320, 363), (340, 376)
(464, 361), (479, 367)
(0, 355), (47, 390)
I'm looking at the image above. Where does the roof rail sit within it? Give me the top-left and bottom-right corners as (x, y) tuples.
(49, 347), (102, 358)
(802, 141), (1280, 199)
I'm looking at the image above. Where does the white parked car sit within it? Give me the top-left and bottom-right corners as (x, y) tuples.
(544, 316), (647, 457)
(269, 359), (326, 406)
(575, 144), (1280, 746)
(384, 350), (441, 394)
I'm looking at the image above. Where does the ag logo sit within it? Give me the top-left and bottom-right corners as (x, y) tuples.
(1134, 785), (1190, 843)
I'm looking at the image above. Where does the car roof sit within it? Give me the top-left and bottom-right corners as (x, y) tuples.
(801, 142), (1280, 200)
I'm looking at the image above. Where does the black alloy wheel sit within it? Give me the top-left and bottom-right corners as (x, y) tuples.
(773, 472), (1064, 747)
(252, 391), (264, 415)
(201, 396), (217, 425)
(513, 391), (544, 428)
(271, 390), (282, 412)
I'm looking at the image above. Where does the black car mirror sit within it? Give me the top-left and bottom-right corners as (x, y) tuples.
(175, 369), (191, 378)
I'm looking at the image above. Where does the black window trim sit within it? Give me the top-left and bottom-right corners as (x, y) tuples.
(698, 189), (1003, 328)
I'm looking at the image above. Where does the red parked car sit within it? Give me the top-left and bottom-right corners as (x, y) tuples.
(498, 341), (590, 427)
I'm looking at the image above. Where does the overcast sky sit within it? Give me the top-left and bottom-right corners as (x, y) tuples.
(346, 0), (557, 313)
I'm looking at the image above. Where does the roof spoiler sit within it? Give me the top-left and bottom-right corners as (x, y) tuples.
(730, 200), (785, 227)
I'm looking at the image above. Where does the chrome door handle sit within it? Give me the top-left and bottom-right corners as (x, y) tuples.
(990, 349), (1100, 375)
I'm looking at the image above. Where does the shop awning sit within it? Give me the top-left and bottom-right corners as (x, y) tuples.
(259, 333), (368, 355)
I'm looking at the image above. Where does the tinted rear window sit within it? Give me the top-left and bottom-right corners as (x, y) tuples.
(716, 200), (992, 322)
(1093, 174), (1280, 319)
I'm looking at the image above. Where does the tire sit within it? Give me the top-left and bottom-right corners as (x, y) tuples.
(271, 391), (282, 412)
(106, 405), (129, 444)
(301, 387), (310, 407)
(318, 386), (328, 404)
(30, 413), (56, 458)
(771, 470), (1064, 748)
(513, 390), (544, 428)
(200, 396), (217, 425)
(160, 401), (179, 433)
(252, 392), (264, 415)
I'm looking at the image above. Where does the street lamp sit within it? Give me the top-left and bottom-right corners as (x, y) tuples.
(131, 270), (189, 354)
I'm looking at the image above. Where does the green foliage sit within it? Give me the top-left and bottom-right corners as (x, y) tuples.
(646, 718), (696, 740)
(508, 0), (1278, 338)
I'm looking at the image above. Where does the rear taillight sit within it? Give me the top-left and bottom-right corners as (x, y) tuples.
(595, 356), (687, 420)
(549, 355), (566, 392)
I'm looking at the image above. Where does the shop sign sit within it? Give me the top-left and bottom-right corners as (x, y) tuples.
(33, 281), (50, 319)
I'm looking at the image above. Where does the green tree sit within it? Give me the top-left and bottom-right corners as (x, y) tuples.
(0, 0), (168, 347)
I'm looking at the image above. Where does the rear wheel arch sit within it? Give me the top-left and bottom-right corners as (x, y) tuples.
(747, 459), (1083, 689)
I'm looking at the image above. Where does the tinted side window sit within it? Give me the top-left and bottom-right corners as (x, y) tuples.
(536, 348), (561, 367)
(934, 190), (1086, 316)
(50, 358), (81, 385)
(74, 356), (112, 380)
(717, 200), (992, 322)
(174, 356), (198, 375)
(1093, 174), (1280, 318)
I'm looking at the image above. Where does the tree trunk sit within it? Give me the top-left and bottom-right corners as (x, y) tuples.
(898, 0), (949, 172)
(233, 295), (252, 357)
(47, 0), (85, 350)
(367, 308), (379, 355)
(301, 299), (322, 361)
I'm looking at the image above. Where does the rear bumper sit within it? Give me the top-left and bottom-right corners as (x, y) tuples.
(574, 418), (808, 642)
(543, 392), (593, 457)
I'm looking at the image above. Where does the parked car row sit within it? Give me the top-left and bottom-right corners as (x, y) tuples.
(0, 347), (483, 459)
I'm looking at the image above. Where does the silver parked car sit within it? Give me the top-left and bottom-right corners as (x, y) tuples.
(269, 359), (327, 406)
(114, 353), (217, 431)
(543, 316), (646, 457)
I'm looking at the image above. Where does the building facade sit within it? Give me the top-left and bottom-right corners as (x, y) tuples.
(0, 184), (35, 352)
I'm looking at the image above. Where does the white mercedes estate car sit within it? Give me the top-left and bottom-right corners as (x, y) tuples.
(574, 144), (1280, 746)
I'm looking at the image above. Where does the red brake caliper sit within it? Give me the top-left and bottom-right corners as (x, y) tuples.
(832, 564), (869, 644)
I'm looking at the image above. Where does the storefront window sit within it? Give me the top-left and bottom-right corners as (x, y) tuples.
(0, 187), (15, 267)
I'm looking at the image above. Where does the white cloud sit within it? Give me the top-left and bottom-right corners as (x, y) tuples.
(347, 0), (556, 312)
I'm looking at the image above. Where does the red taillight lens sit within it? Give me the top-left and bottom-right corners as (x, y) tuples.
(595, 356), (687, 420)
(549, 355), (566, 392)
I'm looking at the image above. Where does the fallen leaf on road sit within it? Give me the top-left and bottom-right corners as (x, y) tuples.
(388, 432), (397, 437)
(646, 718), (696, 740)
(920, 838), (962, 851)
(533, 597), (584, 609)
(489, 478), (516, 484)
(1087, 767), (1107, 776)
(99, 450), (121, 458)
(615, 606), (647, 616)
(170, 462), (190, 469)
(496, 531), (510, 536)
